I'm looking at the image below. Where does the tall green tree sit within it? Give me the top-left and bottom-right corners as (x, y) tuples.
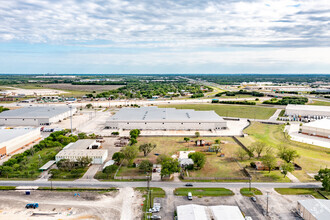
(261, 154), (277, 173)
(188, 152), (206, 169)
(253, 142), (267, 158)
(277, 145), (300, 163)
(122, 145), (139, 166)
(139, 160), (153, 173)
(160, 157), (179, 178)
(315, 168), (330, 192)
(139, 143), (156, 157)
(112, 152), (125, 164)
(103, 165), (118, 179)
(281, 162), (294, 177)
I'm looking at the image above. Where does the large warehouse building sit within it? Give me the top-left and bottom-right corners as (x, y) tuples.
(0, 106), (77, 126)
(285, 104), (330, 119)
(106, 107), (227, 130)
(0, 127), (41, 157)
(55, 139), (108, 164)
(301, 118), (330, 139)
(297, 199), (330, 220)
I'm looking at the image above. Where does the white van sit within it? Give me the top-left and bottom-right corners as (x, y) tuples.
(187, 192), (192, 200)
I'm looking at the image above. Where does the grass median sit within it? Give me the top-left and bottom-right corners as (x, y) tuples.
(274, 188), (329, 199)
(174, 188), (234, 197)
(240, 188), (263, 197)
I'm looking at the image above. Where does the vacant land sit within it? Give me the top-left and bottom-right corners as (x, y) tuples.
(158, 104), (276, 119)
(45, 83), (124, 91)
(238, 122), (330, 180)
(174, 188), (234, 197)
(116, 166), (146, 177)
(307, 100), (330, 106)
(274, 188), (329, 199)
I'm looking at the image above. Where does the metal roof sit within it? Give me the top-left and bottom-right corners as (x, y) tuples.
(39, 160), (55, 171)
(302, 118), (330, 130)
(0, 106), (74, 119)
(64, 139), (97, 150)
(286, 104), (330, 112)
(298, 199), (330, 220)
(109, 107), (224, 122)
(56, 149), (107, 157)
(177, 204), (208, 220)
(0, 128), (39, 143)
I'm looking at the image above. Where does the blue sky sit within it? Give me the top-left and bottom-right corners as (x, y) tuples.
(0, 0), (330, 74)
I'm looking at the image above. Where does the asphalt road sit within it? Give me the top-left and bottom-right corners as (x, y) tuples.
(0, 180), (322, 189)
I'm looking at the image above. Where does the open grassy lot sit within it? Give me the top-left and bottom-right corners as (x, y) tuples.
(137, 136), (246, 179)
(308, 100), (330, 106)
(274, 188), (329, 199)
(116, 166), (146, 177)
(248, 170), (291, 182)
(174, 188), (234, 197)
(240, 188), (263, 197)
(158, 104), (276, 119)
(237, 122), (330, 180)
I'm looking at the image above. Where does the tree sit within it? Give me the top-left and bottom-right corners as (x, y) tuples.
(195, 132), (200, 138)
(253, 142), (267, 158)
(122, 145), (139, 166)
(103, 164), (118, 179)
(129, 138), (137, 145)
(236, 148), (247, 160)
(188, 152), (206, 169)
(314, 168), (330, 191)
(160, 157), (180, 178)
(184, 137), (190, 143)
(261, 154), (277, 173)
(130, 129), (141, 139)
(112, 152), (125, 164)
(76, 156), (92, 168)
(277, 145), (300, 163)
(281, 162), (294, 177)
(139, 160), (153, 173)
(139, 143), (156, 157)
(78, 132), (87, 139)
(215, 139), (221, 145)
(247, 145), (255, 159)
(86, 103), (93, 109)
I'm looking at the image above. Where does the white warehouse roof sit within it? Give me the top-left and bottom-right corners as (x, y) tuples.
(298, 199), (330, 220)
(64, 139), (98, 150)
(176, 205), (244, 220)
(0, 127), (39, 143)
(56, 149), (107, 157)
(0, 106), (75, 119)
(302, 118), (330, 130)
(285, 104), (330, 116)
(109, 106), (224, 122)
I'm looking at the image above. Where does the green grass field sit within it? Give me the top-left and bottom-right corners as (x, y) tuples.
(308, 100), (330, 106)
(174, 188), (234, 197)
(240, 188), (263, 197)
(238, 122), (330, 181)
(158, 104), (276, 119)
(274, 188), (329, 199)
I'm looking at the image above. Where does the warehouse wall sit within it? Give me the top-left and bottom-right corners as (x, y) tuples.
(108, 121), (227, 130)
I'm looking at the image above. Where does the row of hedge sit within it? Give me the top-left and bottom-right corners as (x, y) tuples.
(212, 100), (256, 105)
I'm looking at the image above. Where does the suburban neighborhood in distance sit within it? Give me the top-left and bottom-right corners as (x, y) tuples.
(1, 0), (330, 219)
(0, 74), (329, 219)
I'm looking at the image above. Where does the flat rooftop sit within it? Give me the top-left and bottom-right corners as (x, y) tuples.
(302, 118), (330, 130)
(56, 149), (107, 157)
(286, 104), (330, 112)
(299, 199), (330, 220)
(109, 107), (224, 122)
(0, 128), (39, 143)
(0, 106), (75, 119)
(63, 139), (97, 150)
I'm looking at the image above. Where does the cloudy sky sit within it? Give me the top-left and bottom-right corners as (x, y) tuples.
(0, 0), (330, 74)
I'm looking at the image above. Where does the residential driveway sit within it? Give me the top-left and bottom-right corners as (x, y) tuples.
(79, 165), (102, 181)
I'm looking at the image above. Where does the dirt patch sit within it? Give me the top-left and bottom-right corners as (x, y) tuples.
(44, 84), (124, 91)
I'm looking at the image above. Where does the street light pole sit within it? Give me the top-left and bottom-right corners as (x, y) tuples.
(266, 191), (269, 216)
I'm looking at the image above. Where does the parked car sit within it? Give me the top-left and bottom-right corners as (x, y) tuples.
(185, 183), (193, 187)
(187, 192), (192, 200)
(250, 197), (256, 202)
(25, 203), (38, 209)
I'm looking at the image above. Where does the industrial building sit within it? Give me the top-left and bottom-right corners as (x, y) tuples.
(285, 104), (330, 119)
(55, 139), (108, 164)
(0, 127), (41, 158)
(301, 118), (330, 139)
(106, 107), (227, 130)
(176, 204), (244, 220)
(297, 199), (330, 220)
(0, 106), (77, 126)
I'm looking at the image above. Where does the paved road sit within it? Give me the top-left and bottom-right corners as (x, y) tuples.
(0, 180), (321, 189)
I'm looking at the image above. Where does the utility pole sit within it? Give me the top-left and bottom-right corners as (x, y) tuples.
(249, 177), (252, 191)
(266, 191), (269, 216)
(69, 105), (73, 135)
